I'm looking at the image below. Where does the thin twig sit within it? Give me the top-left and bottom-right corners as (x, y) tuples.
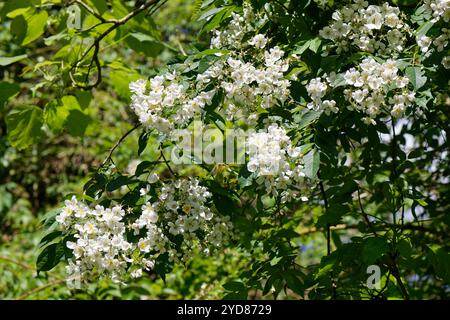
(0, 255), (35, 271)
(357, 186), (378, 237)
(160, 146), (177, 176)
(16, 279), (67, 300)
(102, 123), (141, 167)
(73, 0), (107, 23)
(317, 172), (337, 300)
(70, 0), (161, 89)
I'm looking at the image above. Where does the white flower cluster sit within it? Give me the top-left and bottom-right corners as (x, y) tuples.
(319, 1), (410, 54)
(129, 5), (291, 133)
(56, 197), (133, 286)
(135, 178), (232, 258)
(201, 10), (291, 121)
(56, 178), (232, 286)
(210, 5), (261, 50)
(306, 77), (338, 115)
(306, 57), (418, 124)
(129, 75), (215, 134)
(342, 58), (415, 123)
(416, 28), (450, 69)
(425, 0), (450, 22)
(246, 123), (306, 202)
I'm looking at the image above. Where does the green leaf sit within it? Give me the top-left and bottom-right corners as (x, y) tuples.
(303, 148), (320, 179)
(0, 54), (28, 66)
(109, 70), (140, 100)
(36, 242), (65, 272)
(44, 100), (69, 133)
(138, 131), (150, 156)
(89, 0), (108, 14)
(405, 66), (427, 90)
(284, 271), (304, 295)
(315, 260), (334, 280)
(39, 231), (63, 248)
(415, 19), (434, 37)
(154, 252), (174, 282)
(6, 105), (44, 150)
(22, 10), (49, 45)
(295, 110), (321, 129)
(75, 90), (93, 109)
(363, 237), (389, 264)
(222, 280), (248, 299)
(428, 247), (450, 282)
(0, 81), (20, 110)
(65, 109), (91, 137)
(106, 175), (130, 192)
(11, 15), (27, 43)
(0, 0), (30, 18)
(198, 7), (225, 21)
(223, 281), (245, 291)
(126, 33), (169, 57)
(308, 38), (322, 53)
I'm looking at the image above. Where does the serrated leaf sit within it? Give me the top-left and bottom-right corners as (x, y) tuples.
(303, 148), (320, 179)
(406, 66), (427, 90)
(6, 105), (44, 150)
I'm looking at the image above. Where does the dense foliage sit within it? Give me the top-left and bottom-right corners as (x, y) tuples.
(0, 0), (449, 300)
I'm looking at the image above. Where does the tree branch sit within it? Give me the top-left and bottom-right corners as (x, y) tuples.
(317, 172), (337, 300)
(69, 0), (161, 89)
(101, 123), (141, 167)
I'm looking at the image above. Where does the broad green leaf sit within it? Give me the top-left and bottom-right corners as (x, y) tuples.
(138, 131), (150, 156)
(6, 105), (44, 150)
(65, 109), (92, 137)
(154, 252), (174, 282)
(198, 7), (225, 21)
(0, 81), (20, 110)
(415, 19), (434, 37)
(106, 175), (130, 192)
(363, 237), (389, 264)
(126, 33), (167, 57)
(36, 242), (65, 272)
(406, 66), (427, 90)
(0, 0), (30, 18)
(222, 281), (246, 291)
(89, 0), (108, 14)
(44, 96), (82, 134)
(22, 10), (49, 45)
(0, 54), (27, 66)
(44, 100), (69, 133)
(296, 110), (321, 129)
(110, 70), (141, 100)
(303, 148), (320, 179)
(75, 90), (93, 109)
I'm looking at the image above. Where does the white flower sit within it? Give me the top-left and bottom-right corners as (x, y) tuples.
(130, 269), (143, 278)
(442, 56), (450, 69)
(248, 34), (267, 48)
(417, 35), (432, 53)
(129, 79), (147, 95)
